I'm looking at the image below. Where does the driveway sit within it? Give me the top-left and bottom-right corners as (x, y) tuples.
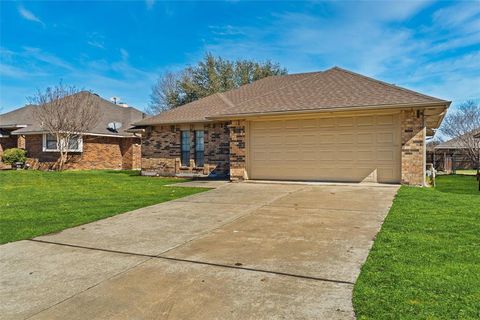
(1, 182), (398, 320)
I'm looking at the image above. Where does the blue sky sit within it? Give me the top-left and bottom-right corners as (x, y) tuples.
(0, 0), (479, 113)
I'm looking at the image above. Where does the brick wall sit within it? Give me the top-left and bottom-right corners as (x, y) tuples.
(229, 120), (246, 180)
(23, 134), (141, 170)
(121, 138), (142, 170)
(401, 109), (425, 185)
(141, 122), (230, 177)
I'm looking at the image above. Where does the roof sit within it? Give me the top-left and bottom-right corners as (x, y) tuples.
(0, 92), (146, 137)
(435, 128), (480, 149)
(134, 67), (450, 126)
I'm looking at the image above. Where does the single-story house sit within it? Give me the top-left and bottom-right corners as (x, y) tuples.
(131, 67), (451, 185)
(431, 129), (480, 172)
(0, 92), (145, 170)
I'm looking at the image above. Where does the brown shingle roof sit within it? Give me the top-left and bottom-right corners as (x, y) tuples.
(0, 92), (146, 137)
(435, 128), (480, 149)
(134, 66), (449, 126)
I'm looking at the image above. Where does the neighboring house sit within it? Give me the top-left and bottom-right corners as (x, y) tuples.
(0, 92), (145, 170)
(431, 129), (480, 172)
(131, 67), (450, 185)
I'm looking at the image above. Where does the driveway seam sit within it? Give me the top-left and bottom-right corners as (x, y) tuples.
(261, 205), (390, 214)
(23, 246), (154, 320)
(154, 186), (309, 257)
(28, 239), (354, 286)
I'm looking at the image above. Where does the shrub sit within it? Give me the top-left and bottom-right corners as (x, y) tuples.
(1, 148), (27, 165)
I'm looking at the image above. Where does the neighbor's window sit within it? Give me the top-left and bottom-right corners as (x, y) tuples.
(43, 134), (83, 152)
(181, 131), (190, 167)
(195, 130), (205, 167)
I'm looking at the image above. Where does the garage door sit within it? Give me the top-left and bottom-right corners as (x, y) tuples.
(249, 113), (401, 183)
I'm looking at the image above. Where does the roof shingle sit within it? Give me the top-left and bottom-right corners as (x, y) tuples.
(0, 92), (146, 137)
(134, 67), (449, 126)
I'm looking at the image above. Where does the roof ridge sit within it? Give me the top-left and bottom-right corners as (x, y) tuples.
(217, 92), (236, 108)
(330, 67), (449, 103)
(233, 71), (322, 109)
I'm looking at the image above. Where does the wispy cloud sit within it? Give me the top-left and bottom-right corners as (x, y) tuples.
(87, 40), (104, 49)
(0, 46), (158, 111)
(18, 6), (45, 27)
(86, 32), (106, 49)
(120, 48), (129, 61)
(145, 0), (155, 10)
(202, 1), (479, 104)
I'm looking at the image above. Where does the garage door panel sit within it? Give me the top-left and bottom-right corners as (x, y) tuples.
(337, 117), (354, 127)
(317, 118), (335, 128)
(249, 114), (400, 183)
(377, 114), (394, 125)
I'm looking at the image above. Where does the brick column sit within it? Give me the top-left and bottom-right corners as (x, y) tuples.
(229, 120), (246, 180)
(401, 109), (425, 186)
(17, 135), (26, 149)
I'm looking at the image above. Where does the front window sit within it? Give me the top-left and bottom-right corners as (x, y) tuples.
(195, 130), (205, 167)
(181, 131), (190, 167)
(43, 134), (83, 152)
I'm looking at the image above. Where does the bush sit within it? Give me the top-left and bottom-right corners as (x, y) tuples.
(1, 148), (27, 165)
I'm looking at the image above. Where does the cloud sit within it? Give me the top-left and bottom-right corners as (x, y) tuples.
(18, 6), (45, 26)
(145, 0), (155, 10)
(120, 48), (129, 61)
(87, 41), (105, 49)
(0, 46), (159, 112)
(202, 1), (479, 105)
(23, 47), (74, 70)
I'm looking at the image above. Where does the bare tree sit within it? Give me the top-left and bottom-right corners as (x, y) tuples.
(28, 83), (99, 170)
(147, 71), (183, 115)
(440, 100), (480, 167)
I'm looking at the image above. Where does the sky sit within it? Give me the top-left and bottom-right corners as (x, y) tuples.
(0, 0), (479, 114)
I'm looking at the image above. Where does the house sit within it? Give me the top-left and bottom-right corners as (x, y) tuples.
(0, 92), (145, 170)
(431, 129), (480, 172)
(131, 67), (450, 185)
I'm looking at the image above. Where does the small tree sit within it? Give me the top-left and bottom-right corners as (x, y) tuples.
(29, 83), (99, 170)
(440, 100), (480, 168)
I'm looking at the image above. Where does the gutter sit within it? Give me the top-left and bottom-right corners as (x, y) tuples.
(10, 130), (137, 138)
(207, 101), (451, 121)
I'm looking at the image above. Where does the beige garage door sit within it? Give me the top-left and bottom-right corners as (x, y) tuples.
(249, 113), (401, 183)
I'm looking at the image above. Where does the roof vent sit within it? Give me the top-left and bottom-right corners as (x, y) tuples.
(107, 122), (122, 133)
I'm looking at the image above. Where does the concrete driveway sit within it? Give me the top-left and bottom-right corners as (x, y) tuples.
(1, 182), (398, 320)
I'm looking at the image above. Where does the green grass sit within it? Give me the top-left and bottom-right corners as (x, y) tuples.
(0, 170), (207, 244)
(353, 175), (480, 319)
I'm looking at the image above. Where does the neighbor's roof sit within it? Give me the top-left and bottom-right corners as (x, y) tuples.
(134, 67), (450, 126)
(0, 92), (146, 137)
(435, 128), (480, 149)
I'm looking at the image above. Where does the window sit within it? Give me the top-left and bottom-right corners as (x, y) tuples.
(42, 134), (83, 152)
(181, 131), (190, 167)
(195, 130), (205, 167)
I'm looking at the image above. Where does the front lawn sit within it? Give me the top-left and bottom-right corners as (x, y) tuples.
(0, 170), (207, 244)
(353, 175), (480, 319)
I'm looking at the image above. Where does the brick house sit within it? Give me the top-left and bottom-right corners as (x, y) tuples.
(0, 92), (145, 170)
(429, 129), (480, 172)
(131, 67), (450, 185)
